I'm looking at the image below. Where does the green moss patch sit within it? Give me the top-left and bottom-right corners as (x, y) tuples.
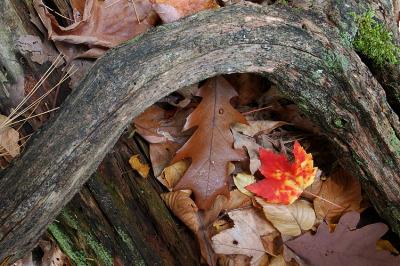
(352, 9), (400, 66)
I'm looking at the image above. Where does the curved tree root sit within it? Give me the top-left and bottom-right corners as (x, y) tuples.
(1, 2), (400, 261)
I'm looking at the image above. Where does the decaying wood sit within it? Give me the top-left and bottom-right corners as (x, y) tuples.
(50, 134), (199, 265)
(1, 1), (400, 262)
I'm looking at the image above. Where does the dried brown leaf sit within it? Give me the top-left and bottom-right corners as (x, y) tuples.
(158, 160), (189, 190)
(0, 115), (20, 159)
(285, 212), (400, 266)
(313, 167), (364, 223)
(212, 208), (276, 265)
(33, 0), (157, 60)
(161, 190), (199, 232)
(172, 77), (247, 209)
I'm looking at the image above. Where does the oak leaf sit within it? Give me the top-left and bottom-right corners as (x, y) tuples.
(151, 0), (219, 23)
(246, 141), (317, 204)
(256, 198), (315, 236)
(172, 77), (247, 209)
(285, 212), (400, 266)
(212, 208), (276, 265)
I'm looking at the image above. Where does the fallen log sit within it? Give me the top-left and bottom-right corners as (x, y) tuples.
(1, 1), (400, 262)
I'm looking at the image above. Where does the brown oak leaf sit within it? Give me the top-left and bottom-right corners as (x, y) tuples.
(285, 212), (400, 266)
(172, 76), (247, 209)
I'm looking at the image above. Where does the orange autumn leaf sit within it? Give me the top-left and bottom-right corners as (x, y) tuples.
(246, 141), (317, 204)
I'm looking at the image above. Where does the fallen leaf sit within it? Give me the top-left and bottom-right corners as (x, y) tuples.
(161, 190), (199, 232)
(0, 115), (20, 160)
(129, 155), (150, 178)
(233, 173), (255, 196)
(39, 239), (71, 266)
(268, 255), (287, 266)
(232, 129), (263, 174)
(285, 212), (400, 266)
(313, 167), (364, 223)
(246, 141), (317, 204)
(149, 141), (182, 177)
(16, 35), (61, 65)
(34, 0), (157, 60)
(212, 208), (276, 265)
(152, 0), (219, 23)
(233, 120), (287, 138)
(225, 189), (253, 211)
(256, 198), (316, 236)
(226, 73), (264, 105)
(260, 230), (283, 256)
(158, 160), (189, 190)
(218, 254), (252, 266)
(376, 239), (399, 255)
(134, 106), (191, 176)
(172, 76), (247, 209)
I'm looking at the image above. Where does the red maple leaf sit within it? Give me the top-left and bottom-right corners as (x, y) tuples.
(246, 141), (317, 204)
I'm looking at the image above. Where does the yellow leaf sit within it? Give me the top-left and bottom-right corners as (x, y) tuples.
(129, 155), (150, 178)
(233, 173), (255, 196)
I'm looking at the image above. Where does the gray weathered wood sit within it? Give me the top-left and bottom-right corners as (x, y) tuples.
(1, 1), (400, 261)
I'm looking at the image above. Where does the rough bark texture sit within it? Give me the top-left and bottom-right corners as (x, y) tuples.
(1, 0), (400, 263)
(49, 134), (199, 266)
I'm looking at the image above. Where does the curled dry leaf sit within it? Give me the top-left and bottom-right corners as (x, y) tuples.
(269, 255), (287, 266)
(212, 208), (277, 265)
(33, 0), (157, 60)
(256, 198), (316, 236)
(376, 239), (399, 255)
(129, 155), (150, 178)
(0, 115), (20, 160)
(260, 230), (283, 257)
(158, 160), (189, 190)
(233, 173), (255, 196)
(313, 167), (363, 223)
(161, 190), (199, 232)
(151, 0), (219, 23)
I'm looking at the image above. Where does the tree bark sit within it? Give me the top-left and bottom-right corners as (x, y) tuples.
(49, 134), (199, 266)
(1, 1), (400, 262)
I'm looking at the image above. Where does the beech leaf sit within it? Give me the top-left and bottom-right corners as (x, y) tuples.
(172, 77), (247, 209)
(256, 198), (316, 236)
(246, 141), (317, 204)
(285, 212), (400, 266)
